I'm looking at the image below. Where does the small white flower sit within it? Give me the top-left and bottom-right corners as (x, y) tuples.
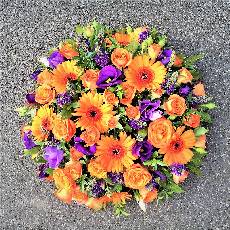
(39, 57), (49, 67)
(138, 199), (147, 212)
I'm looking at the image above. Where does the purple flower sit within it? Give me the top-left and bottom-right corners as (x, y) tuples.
(31, 68), (42, 80)
(74, 137), (96, 156)
(56, 93), (72, 107)
(179, 85), (191, 97)
(140, 100), (161, 121)
(152, 171), (167, 181)
(38, 163), (49, 179)
(44, 146), (64, 169)
(108, 172), (124, 184)
(92, 180), (105, 197)
(132, 141), (153, 162)
(139, 30), (149, 43)
(23, 130), (36, 150)
(48, 50), (65, 68)
(157, 49), (173, 65)
(94, 52), (109, 67)
(161, 78), (176, 95)
(26, 93), (36, 104)
(170, 163), (186, 176)
(128, 119), (146, 130)
(96, 65), (122, 89)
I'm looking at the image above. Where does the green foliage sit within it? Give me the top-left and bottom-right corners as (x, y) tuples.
(45, 168), (54, 175)
(125, 40), (140, 54)
(60, 102), (79, 119)
(141, 36), (153, 53)
(24, 146), (41, 156)
(183, 53), (204, 68)
(114, 203), (130, 217)
(16, 106), (36, 118)
(143, 157), (167, 170)
(199, 102), (217, 110)
(189, 68), (202, 81)
(136, 129), (148, 141)
(157, 35), (167, 47)
(195, 111), (212, 123)
(194, 127), (208, 137)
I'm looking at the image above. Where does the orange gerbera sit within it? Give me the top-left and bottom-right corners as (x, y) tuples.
(73, 92), (114, 133)
(111, 192), (132, 204)
(125, 55), (166, 92)
(52, 60), (83, 93)
(114, 32), (131, 46)
(31, 105), (54, 141)
(59, 43), (78, 59)
(95, 132), (136, 172)
(159, 126), (196, 165)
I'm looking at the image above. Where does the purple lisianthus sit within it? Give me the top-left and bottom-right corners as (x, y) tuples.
(92, 180), (105, 197)
(38, 163), (49, 179)
(128, 119), (146, 130)
(108, 172), (124, 184)
(132, 141), (153, 162)
(94, 52), (110, 67)
(48, 50), (65, 68)
(96, 65), (122, 89)
(179, 85), (191, 97)
(140, 100), (161, 121)
(23, 130), (36, 150)
(152, 170), (167, 181)
(31, 68), (42, 80)
(56, 93), (72, 107)
(139, 30), (149, 43)
(74, 137), (96, 156)
(26, 93), (36, 104)
(44, 146), (64, 169)
(170, 163), (186, 176)
(157, 49), (173, 65)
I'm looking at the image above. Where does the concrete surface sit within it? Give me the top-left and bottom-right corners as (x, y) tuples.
(0, 0), (230, 229)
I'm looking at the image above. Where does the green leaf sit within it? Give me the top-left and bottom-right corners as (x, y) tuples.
(194, 127), (208, 137)
(158, 35), (167, 47)
(200, 103), (217, 110)
(193, 147), (207, 156)
(113, 184), (123, 192)
(195, 111), (212, 123)
(45, 168), (54, 175)
(168, 115), (177, 120)
(16, 106), (36, 118)
(183, 53), (204, 67)
(116, 122), (123, 130)
(125, 40), (140, 54)
(24, 146), (40, 156)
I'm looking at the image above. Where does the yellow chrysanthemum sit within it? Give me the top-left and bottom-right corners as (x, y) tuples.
(52, 60), (83, 93)
(125, 55), (167, 92)
(73, 92), (114, 133)
(31, 105), (54, 141)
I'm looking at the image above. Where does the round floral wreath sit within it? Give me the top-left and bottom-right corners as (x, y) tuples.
(18, 21), (216, 216)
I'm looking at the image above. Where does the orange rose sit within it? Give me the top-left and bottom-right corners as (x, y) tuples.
(65, 161), (82, 180)
(139, 188), (158, 203)
(151, 88), (164, 99)
(193, 83), (205, 96)
(81, 69), (99, 90)
(163, 94), (187, 116)
(177, 68), (193, 84)
(195, 134), (206, 148)
(52, 115), (76, 141)
(88, 159), (107, 179)
(120, 82), (136, 105)
(59, 43), (78, 59)
(173, 55), (183, 67)
(70, 147), (84, 161)
(124, 164), (152, 189)
(126, 105), (140, 119)
(111, 48), (132, 69)
(114, 33), (131, 46)
(148, 117), (174, 148)
(37, 69), (53, 86)
(35, 84), (55, 104)
(80, 126), (100, 146)
(184, 113), (201, 128)
(104, 90), (119, 105)
(148, 43), (161, 61)
(108, 116), (118, 129)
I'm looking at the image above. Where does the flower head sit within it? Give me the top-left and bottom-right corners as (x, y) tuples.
(26, 93), (36, 104)
(48, 50), (65, 68)
(94, 51), (109, 67)
(96, 65), (122, 89)
(74, 137), (96, 156)
(44, 146), (64, 169)
(92, 180), (105, 197)
(95, 132), (136, 172)
(157, 49), (173, 65)
(107, 172), (124, 184)
(132, 141), (153, 162)
(139, 30), (149, 43)
(56, 93), (72, 107)
(139, 99), (161, 121)
(38, 163), (49, 179)
(179, 85), (191, 97)
(23, 130), (36, 150)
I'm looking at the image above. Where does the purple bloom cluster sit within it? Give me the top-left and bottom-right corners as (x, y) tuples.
(44, 146), (64, 169)
(74, 137), (96, 156)
(92, 180), (105, 197)
(48, 50), (65, 68)
(38, 163), (49, 179)
(31, 68), (42, 80)
(128, 119), (146, 130)
(23, 130), (36, 150)
(157, 49), (173, 65)
(179, 85), (191, 97)
(170, 163), (186, 176)
(94, 51), (109, 67)
(96, 65), (122, 89)
(132, 141), (153, 162)
(108, 172), (124, 184)
(26, 93), (36, 104)
(140, 100), (161, 121)
(56, 93), (72, 107)
(139, 30), (149, 43)
(161, 78), (177, 95)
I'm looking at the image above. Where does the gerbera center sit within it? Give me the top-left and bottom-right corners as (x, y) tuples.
(170, 138), (185, 153)
(137, 67), (154, 84)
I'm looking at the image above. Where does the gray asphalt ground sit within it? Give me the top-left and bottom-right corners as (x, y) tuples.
(1, 0), (230, 229)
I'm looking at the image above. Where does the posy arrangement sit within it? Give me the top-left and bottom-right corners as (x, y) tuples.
(17, 21), (216, 216)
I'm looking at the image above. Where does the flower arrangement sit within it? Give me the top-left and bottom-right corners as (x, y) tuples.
(17, 21), (216, 216)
